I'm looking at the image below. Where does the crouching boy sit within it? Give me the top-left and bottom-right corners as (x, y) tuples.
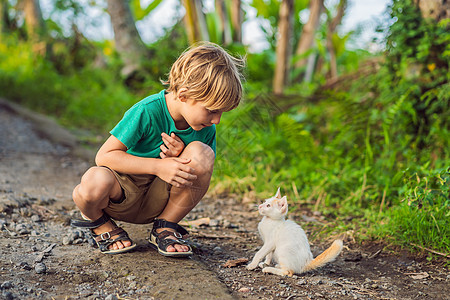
(71, 42), (244, 256)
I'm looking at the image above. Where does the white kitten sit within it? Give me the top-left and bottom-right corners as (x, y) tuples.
(247, 188), (343, 276)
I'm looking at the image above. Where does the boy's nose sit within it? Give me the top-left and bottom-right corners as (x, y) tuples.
(211, 112), (222, 124)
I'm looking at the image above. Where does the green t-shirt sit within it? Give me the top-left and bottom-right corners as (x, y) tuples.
(110, 90), (216, 158)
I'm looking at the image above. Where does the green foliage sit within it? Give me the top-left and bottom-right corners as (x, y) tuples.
(250, 0), (308, 50)
(130, 0), (164, 21)
(0, 35), (136, 133)
(368, 168), (450, 256)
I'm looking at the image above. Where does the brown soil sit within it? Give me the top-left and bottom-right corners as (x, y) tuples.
(0, 103), (448, 300)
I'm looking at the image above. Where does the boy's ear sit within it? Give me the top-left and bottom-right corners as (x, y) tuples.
(177, 88), (189, 102)
(275, 187), (281, 199)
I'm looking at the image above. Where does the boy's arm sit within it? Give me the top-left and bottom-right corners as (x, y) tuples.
(96, 135), (197, 187)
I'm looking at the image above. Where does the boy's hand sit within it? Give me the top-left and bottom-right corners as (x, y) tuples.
(157, 157), (197, 188)
(160, 132), (185, 158)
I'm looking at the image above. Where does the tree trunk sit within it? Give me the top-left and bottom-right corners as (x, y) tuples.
(0, 0), (10, 34)
(216, 0), (232, 45)
(273, 0), (294, 95)
(326, 0), (346, 81)
(23, 0), (46, 41)
(230, 0), (242, 43)
(182, 0), (209, 44)
(294, 0), (323, 71)
(106, 0), (148, 78)
(415, 0), (450, 21)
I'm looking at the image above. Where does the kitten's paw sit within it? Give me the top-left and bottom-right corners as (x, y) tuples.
(246, 263), (258, 270)
(258, 262), (268, 268)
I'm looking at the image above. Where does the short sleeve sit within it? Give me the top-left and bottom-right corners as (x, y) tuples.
(110, 104), (150, 149)
(208, 128), (216, 154)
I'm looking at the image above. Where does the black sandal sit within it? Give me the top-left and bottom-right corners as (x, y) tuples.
(148, 219), (193, 257)
(71, 213), (136, 254)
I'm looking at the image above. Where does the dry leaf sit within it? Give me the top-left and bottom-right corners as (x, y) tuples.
(409, 272), (429, 280)
(179, 217), (210, 227)
(223, 258), (249, 268)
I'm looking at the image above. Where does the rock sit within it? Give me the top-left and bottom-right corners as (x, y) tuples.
(31, 214), (41, 222)
(105, 295), (118, 300)
(238, 287), (251, 293)
(209, 219), (220, 227)
(62, 236), (71, 245)
(213, 246), (223, 253)
(20, 262), (32, 271)
(1, 281), (13, 289)
(297, 279), (307, 285)
(35, 263), (47, 274)
(15, 223), (30, 235)
(1, 291), (14, 300)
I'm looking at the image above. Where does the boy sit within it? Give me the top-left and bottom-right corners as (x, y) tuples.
(71, 42), (244, 257)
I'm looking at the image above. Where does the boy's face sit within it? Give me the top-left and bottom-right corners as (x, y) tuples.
(182, 98), (223, 131)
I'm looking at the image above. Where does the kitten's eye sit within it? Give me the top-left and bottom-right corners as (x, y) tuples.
(266, 204), (270, 207)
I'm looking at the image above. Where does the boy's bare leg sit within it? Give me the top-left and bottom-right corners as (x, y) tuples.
(72, 167), (130, 250)
(156, 141), (215, 253)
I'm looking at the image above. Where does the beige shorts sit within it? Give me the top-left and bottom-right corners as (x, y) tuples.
(102, 167), (171, 224)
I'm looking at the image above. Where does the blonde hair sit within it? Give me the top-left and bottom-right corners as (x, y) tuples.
(163, 42), (245, 112)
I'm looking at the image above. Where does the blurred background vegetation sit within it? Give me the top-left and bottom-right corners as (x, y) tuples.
(0, 0), (448, 260)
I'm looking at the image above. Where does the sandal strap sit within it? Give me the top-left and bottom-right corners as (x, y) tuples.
(92, 227), (132, 252)
(153, 219), (189, 236)
(93, 227), (125, 243)
(151, 229), (189, 252)
(71, 213), (111, 229)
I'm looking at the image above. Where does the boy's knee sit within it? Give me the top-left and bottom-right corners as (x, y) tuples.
(76, 167), (115, 201)
(182, 142), (215, 175)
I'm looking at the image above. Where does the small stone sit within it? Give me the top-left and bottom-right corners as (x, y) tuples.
(1, 281), (13, 289)
(209, 219), (220, 227)
(297, 279), (307, 285)
(129, 282), (137, 289)
(31, 215), (41, 222)
(2, 291), (14, 300)
(35, 263), (47, 274)
(62, 236), (71, 245)
(20, 262), (32, 271)
(126, 275), (136, 281)
(105, 295), (118, 300)
(73, 238), (84, 245)
(238, 287), (250, 293)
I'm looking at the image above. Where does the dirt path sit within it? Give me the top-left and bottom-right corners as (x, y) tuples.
(0, 102), (448, 300)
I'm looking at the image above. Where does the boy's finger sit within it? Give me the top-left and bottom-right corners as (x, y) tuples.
(178, 171), (197, 181)
(175, 158), (191, 164)
(162, 136), (176, 148)
(171, 133), (182, 142)
(160, 144), (168, 153)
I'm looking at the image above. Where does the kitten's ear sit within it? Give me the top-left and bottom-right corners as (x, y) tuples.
(275, 187), (281, 199)
(279, 196), (288, 214)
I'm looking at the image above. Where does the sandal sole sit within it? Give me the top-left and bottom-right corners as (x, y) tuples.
(148, 239), (192, 257)
(100, 243), (137, 255)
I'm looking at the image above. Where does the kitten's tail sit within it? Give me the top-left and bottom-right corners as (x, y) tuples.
(302, 239), (343, 272)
